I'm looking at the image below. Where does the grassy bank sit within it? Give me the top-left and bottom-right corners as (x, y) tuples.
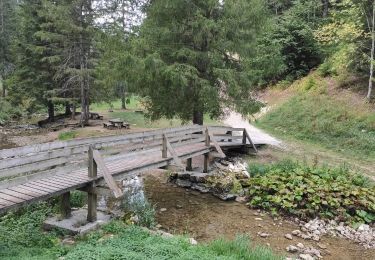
(257, 74), (375, 161)
(0, 201), (280, 260)
(65, 222), (280, 260)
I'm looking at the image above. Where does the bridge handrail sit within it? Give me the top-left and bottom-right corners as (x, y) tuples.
(0, 125), (251, 190)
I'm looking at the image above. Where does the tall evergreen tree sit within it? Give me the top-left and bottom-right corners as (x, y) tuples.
(136, 0), (282, 124)
(10, 0), (60, 120)
(95, 0), (145, 109)
(0, 0), (17, 97)
(48, 0), (97, 125)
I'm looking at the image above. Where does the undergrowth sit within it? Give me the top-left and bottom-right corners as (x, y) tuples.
(247, 160), (375, 225)
(0, 192), (279, 260)
(64, 221), (280, 260)
(0, 202), (66, 260)
(0, 98), (22, 124)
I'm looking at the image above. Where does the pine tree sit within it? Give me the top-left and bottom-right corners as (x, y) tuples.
(56, 0), (95, 126)
(10, 0), (60, 121)
(0, 0), (17, 97)
(95, 0), (145, 109)
(136, 0), (282, 124)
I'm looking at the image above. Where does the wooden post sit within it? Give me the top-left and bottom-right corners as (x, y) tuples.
(204, 128), (209, 173)
(60, 192), (71, 219)
(227, 131), (233, 142)
(204, 154), (209, 173)
(87, 146), (97, 222)
(186, 158), (193, 171)
(205, 128), (210, 147)
(162, 134), (167, 158)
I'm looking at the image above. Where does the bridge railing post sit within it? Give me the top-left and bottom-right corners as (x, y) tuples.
(204, 128), (210, 173)
(162, 134), (167, 158)
(87, 146), (98, 222)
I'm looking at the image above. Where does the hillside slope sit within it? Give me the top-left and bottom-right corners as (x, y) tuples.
(256, 71), (375, 170)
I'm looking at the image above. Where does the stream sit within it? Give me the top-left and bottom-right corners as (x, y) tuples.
(102, 169), (375, 260)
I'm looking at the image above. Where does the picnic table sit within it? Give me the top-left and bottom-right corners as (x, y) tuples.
(103, 118), (130, 129)
(90, 112), (103, 120)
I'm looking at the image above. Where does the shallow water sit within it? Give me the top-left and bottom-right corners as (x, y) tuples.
(141, 170), (375, 260)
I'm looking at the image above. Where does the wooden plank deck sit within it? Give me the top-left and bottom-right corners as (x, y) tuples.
(0, 142), (210, 214)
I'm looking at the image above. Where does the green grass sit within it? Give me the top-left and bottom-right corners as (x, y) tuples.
(257, 94), (375, 160)
(0, 203), (280, 260)
(58, 131), (78, 141)
(90, 96), (140, 112)
(90, 97), (221, 128)
(64, 222), (280, 260)
(0, 202), (65, 260)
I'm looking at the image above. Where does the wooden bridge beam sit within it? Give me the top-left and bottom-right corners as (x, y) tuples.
(242, 129), (258, 153)
(60, 192), (71, 219)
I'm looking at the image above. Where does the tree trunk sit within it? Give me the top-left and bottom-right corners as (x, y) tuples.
(1, 77), (5, 97)
(121, 94), (126, 110)
(79, 3), (89, 127)
(193, 110), (203, 125)
(71, 103), (76, 120)
(322, 0), (329, 18)
(65, 103), (71, 116)
(47, 101), (55, 122)
(367, 2), (375, 100)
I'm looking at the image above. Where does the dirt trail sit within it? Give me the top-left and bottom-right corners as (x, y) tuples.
(144, 171), (375, 260)
(222, 111), (282, 146)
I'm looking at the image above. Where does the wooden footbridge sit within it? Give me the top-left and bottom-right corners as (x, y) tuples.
(0, 125), (258, 221)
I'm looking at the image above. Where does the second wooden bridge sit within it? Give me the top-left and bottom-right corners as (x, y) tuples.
(0, 125), (259, 221)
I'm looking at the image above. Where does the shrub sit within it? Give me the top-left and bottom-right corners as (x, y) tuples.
(0, 98), (22, 124)
(121, 194), (156, 229)
(318, 60), (337, 77)
(247, 161), (375, 224)
(70, 191), (87, 208)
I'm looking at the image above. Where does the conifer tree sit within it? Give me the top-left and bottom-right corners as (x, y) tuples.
(95, 0), (145, 109)
(136, 0), (282, 124)
(0, 0), (17, 97)
(10, 0), (60, 121)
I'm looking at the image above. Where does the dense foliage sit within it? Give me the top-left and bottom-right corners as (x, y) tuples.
(0, 98), (22, 124)
(270, 3), (323, 79)
(0, 0), (373, 125)
(247, 161), (375, 224)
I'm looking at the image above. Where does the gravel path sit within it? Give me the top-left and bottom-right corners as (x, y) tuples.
(222, 111), (282, 147)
